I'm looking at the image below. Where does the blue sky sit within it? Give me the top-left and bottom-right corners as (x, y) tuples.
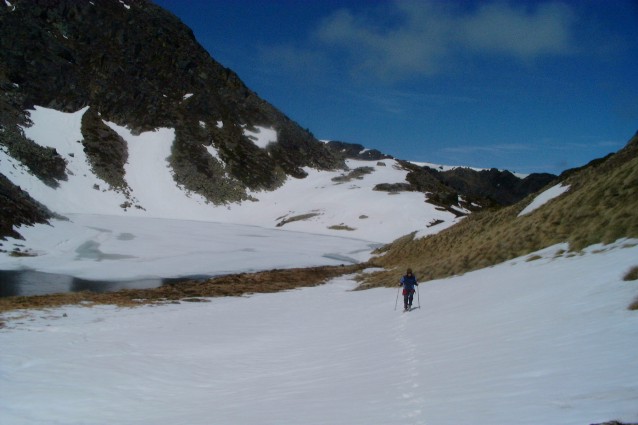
(153, 0), (638, 174)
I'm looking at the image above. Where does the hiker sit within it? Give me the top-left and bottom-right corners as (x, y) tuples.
(399, 268), (418, 311)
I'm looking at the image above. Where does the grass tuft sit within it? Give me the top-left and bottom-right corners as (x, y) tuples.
(328, 224), (356, 231)
(9, 249), (38, 257)
(623, 266), (638, 281)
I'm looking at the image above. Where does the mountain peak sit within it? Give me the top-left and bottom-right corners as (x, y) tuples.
(0, 0), (344, 207)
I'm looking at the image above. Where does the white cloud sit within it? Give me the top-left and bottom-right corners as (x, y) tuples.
(459, 2), (576, 59)
(313, 0), (577, 81)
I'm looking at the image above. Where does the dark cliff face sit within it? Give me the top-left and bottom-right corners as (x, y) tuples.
(0, 0), (344, 190)
(0, 173), (55, 241)
(0, 0), (347, 238)
(426, 167), (557, 206)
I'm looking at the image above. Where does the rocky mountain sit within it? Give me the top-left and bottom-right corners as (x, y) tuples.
(324, 140), (556, 211)
(0, 0), (345, 235)
(1, 0), (554, 241)
(422, 166), (556, 206)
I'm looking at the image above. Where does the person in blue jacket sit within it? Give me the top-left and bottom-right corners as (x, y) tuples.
(399, 268), (418, 311)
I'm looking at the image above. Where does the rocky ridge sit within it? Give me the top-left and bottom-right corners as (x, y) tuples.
(0, 0), (345, 238)
(1, 0), (557, 241)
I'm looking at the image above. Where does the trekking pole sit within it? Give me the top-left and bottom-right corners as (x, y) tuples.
(417, 284), (421, 308)
(394, 285), (400, 310)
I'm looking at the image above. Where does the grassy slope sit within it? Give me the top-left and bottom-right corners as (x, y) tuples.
(362, 133), (638, 288)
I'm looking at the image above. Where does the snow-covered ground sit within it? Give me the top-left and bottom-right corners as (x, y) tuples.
(1, 106), (459, 242)
(519, 183), (570, 216)
(1, 240), (637, 425)
(0, 213), (376, 283)
(0, 106), (460, 281)
(1, 105), (637, 424)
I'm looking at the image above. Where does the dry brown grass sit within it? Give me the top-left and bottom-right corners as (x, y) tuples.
(0, 263), (368, 313)
(625, 267), (638, 311)
(361, 134), (638, 288)
(623, 266), (638, 281)
(328, 224), (356, 231)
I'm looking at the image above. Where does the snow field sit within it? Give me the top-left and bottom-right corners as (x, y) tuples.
(1, 241), (637, 425)
(1, 107), (129, 214)
(0, 106), (462, 281)
(1, 214), (376, 281)
(2, 106), (459, 246)
(1, 105), (637, 425)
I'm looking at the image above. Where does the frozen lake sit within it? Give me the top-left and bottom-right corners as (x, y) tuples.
(0, 214), (378, 296)
(0, 270), (213, 297)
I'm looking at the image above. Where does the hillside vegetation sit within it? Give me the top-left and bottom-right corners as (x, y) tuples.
(362, 132), (638, 288)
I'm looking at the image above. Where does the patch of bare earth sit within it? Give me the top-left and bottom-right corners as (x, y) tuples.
(0, 264), (369, 313)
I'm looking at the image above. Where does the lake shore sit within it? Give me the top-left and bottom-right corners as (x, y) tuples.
(0, 263), (370, 316)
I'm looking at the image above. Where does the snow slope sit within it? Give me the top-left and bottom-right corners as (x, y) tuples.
(0, 106), (460, 280)
(1, 106), (459, 241)
(1, 106), (637, 425)
(0, 213), (376, 282)
(1, 240), (637, 425)
(519, 183), (571, 216)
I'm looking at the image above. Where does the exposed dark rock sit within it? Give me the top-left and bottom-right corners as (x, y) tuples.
(170, 124), (251, 203)
(0, 125), (67, 188)
(422, 166), (556, 206)
(325, 140), (393, 161)
(0, 0), (346, 236)
(0, 79), (67, 187)
(332, 167), (375, 183)
(0, 173), (54, 240)
(590, 422), (638, 425)
(0, 0), (344, 181)
(80, 107), (128, 190)
(373, 182), (413, 193)
(276, 213), (321, 228)
(390, 160), (485, 216)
